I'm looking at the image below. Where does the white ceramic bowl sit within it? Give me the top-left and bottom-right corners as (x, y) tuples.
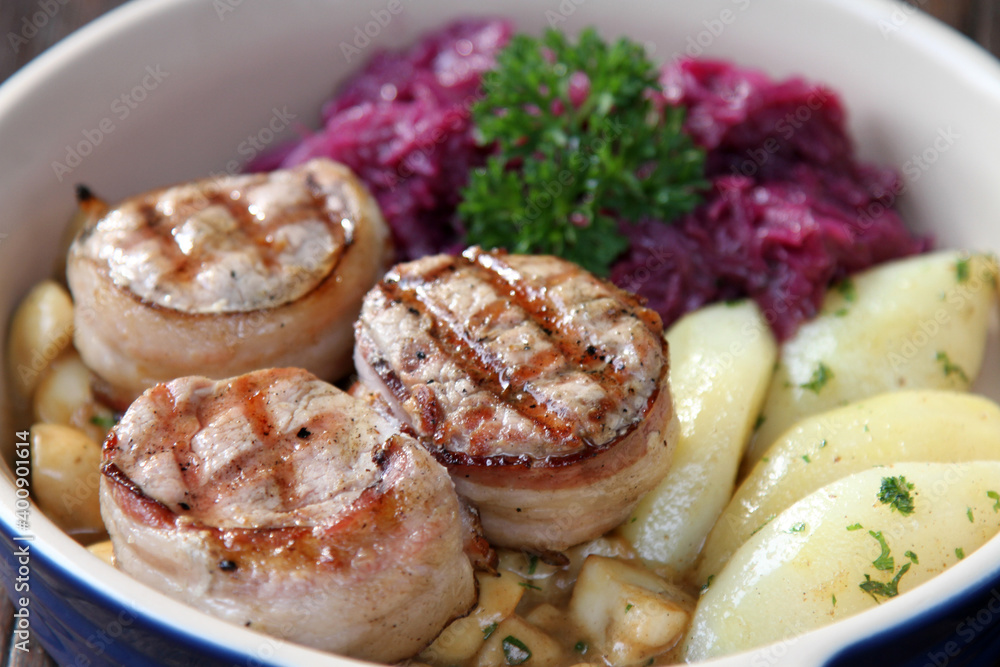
(1, 1), (999, 665)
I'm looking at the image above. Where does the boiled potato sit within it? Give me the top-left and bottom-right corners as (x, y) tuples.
(86, 539), (114, 565)
(745, 251), (998, 471)
(569, 556), (691, 667)
(683, 462), (1000, 661)
(420, 568), (526, 666)
(33, 349), (115, 444)
(474, 615), (565, 667)
(5, 281), (74, 415)
(619, 300), (776, 572)
(698, 390), (1000, 584)
(30, 422), (104, 539)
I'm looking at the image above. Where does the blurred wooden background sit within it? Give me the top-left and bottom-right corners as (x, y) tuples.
(0, 0), (998, 666)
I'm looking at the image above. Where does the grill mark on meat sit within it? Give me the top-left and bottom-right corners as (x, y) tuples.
(103, 458), (408, 572)
(378, 276), (586, 448)
(357, 248), (667, 461)
(465, 247), (632, 407)
(84, 165), (357, 313)
(366, 354), (411, 409)
(354, 250), (676, 552)
(434, 376), (664, 474)
(376, 249), (662, 453)
(117, 178), (357, 314)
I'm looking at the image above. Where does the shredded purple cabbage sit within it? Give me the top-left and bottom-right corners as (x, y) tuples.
(252, 20), (928, 340)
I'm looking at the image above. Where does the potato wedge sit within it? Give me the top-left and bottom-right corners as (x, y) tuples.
(745, 251), (998, 471)
(569, 555), (691, 666)
(86, 539), (115, 565)
(5, 280), (74, 407)
(420, 568), (526, 666)
(698, 390), (1000, 584)
(474, 615), (565, 667)
(683, 462), (1000, 661)
(33, 349), (115, 444)
(619, 300), (776, 572)
(30, 422), (104, 539)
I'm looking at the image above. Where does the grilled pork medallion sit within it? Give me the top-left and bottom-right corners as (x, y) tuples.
(67, 158), (391, 406)
(99, 367), (477, 662)
(354, 247), (679, 552)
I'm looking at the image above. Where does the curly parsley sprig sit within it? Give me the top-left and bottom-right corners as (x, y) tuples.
(459, 27), (707, 275)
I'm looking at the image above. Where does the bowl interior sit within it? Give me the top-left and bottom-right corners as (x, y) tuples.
(1, 0), (999, 664)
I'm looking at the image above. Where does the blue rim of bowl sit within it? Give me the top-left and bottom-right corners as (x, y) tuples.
(0, 518), (275, 666)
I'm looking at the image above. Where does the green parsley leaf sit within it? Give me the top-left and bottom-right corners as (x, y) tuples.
(750, 514), (776, 536)
(89, 413), (118, 430)
(483, 622), (499, 639)
(847, 523), (864, 531)
(460, 27), (708, 276)
(700, 574), (715, 594)
(800, 363), (834, 394)
(956, 257), (971, 282)
(518, 582), (542, 591)
(625, 603), (634, 613)
(956, 547), (965, 560)
(988, 490), (1000, 512)
(502, 636), (532, 665)
(878, 476), (915, 515)
(936, 351), (969, 384)
(753, 414), (766, 431)
(788, 522), (807, 533)
(802, 454), (811, 463)
(869, 531), (894, 571)
(860, 562), (911, 602)
(968, 507), (975, 523)
(527, 554), (539, 575)
(905, 550), (919, 564)
(837, 278), (857, 302)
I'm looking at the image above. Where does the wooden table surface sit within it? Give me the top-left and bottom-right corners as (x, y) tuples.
(1, 1), (1000, 666)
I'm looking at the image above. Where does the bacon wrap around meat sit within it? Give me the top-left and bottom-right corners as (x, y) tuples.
(354, 247), (679, 552)
(99, 368), (476, 662)
(67, 158), (392, 408)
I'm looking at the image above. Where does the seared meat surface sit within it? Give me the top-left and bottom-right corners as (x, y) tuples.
(68, 158), (391, 406)
(355, 247), (678, 551)
(100, 367), (476, 662)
